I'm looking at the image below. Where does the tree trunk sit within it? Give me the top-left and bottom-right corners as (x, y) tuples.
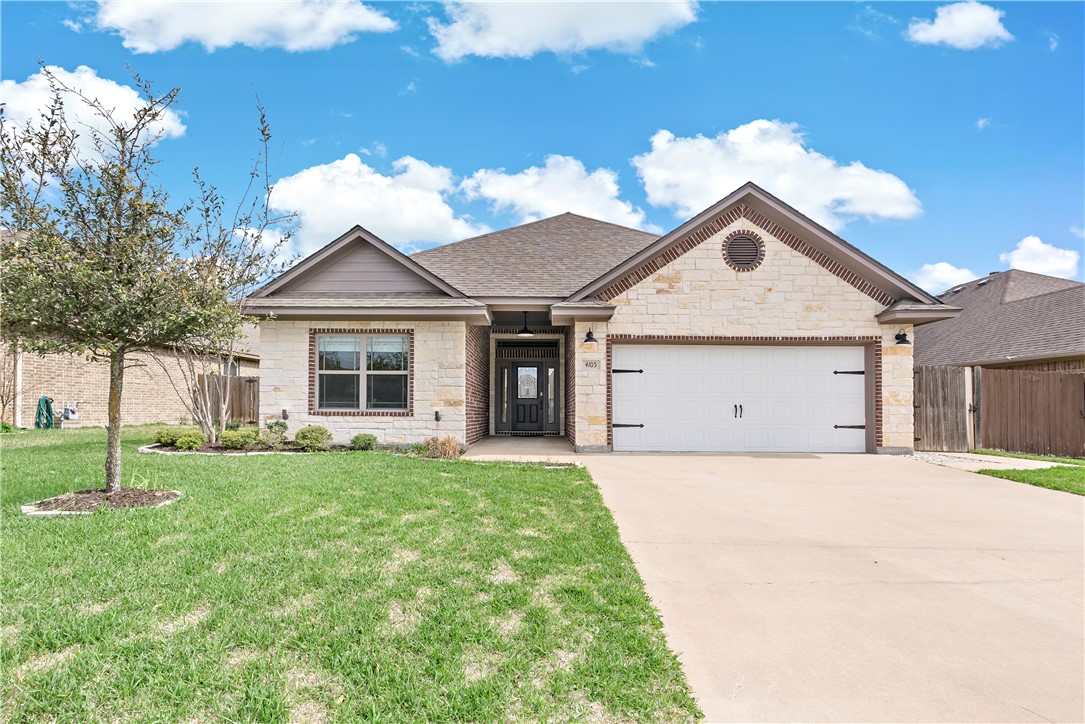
(105, 350), (126, 493)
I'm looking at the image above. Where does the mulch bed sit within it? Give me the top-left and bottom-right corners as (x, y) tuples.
(153, 443), (351, 454)
(33, 488), (181, 512)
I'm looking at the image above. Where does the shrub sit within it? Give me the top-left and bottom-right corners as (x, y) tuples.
(220, 429), (257, 450)
(294, 425), (332, 452)
(154, 428), (197, 447)
(174, 431), (206, 451)
(262, 420), (288, 448)
(351, 433), (378, 451)
(224, 419), (241, 431)
(424, 435), (461, 460)
(0, 421), (16, 434)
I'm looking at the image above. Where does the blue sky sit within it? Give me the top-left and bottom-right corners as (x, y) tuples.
(3, 1), (1082, 293)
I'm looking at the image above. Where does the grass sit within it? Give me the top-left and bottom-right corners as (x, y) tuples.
(971, 448), (1085, 496)
(1, 427), (700, 722)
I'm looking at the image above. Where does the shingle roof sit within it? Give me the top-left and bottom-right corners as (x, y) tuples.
(410, 213), (659, 297)
(914, 270), (1085, 366)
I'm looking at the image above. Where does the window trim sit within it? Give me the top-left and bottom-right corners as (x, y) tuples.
(308, 328), (414, 417)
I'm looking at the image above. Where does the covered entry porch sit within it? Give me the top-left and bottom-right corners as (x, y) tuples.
(487, 315), (568, 437)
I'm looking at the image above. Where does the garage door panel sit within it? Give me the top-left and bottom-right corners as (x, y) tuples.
(612, 344), (867, 453)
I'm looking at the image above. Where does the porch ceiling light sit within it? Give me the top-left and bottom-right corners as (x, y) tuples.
(895, 329), (911, 345)
(516, 312), (534, 337)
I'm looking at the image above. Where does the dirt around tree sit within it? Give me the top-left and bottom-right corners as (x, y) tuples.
(32, 488), (181, 512)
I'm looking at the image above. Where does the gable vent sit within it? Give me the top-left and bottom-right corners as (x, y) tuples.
(722, 231), (766, 272)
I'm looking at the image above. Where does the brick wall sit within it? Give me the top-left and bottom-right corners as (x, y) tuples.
(259, 319), (467, 446)
(572, 217), (915, 452)
(13, 349), (259, 428)
(465, 325), (490, 444)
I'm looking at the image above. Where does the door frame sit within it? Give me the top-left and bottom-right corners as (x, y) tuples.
(489, 332), (565, 436)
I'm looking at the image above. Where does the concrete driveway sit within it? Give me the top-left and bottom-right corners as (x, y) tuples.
(584, 454), (1084, 723)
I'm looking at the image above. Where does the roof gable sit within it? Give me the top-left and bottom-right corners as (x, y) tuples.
(566, 182), (940, 306)
(410, 213), (658, 298)
(252, 226), (464, 299)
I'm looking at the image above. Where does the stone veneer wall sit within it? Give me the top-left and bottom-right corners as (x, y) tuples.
(465, 325), (490, 444)
(259, 319), (467, 446)
(571, 218), (914, 453)
(12, 348), (257, 428)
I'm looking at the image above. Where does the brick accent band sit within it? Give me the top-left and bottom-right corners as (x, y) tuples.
(598, 204), (896, 306)
(605, 335), (884, 450)
(307, 328), (414, 417)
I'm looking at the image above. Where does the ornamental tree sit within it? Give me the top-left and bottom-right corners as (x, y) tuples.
(0, 67), (289, 491)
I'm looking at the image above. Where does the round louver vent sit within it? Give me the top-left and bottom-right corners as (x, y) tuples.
(722, 232), (765, 272)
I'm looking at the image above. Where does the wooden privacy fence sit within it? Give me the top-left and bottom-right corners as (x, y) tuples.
(914, 365), (1085, 458)
(195, 375), (259, 425)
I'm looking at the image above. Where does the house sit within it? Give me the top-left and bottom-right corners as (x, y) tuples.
(2, 329), (260, 428)
(914, 270), (1085, 371)
(246, 182), (958, 454)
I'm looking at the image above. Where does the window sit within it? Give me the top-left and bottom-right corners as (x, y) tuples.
(222, 358), (239, 376)
(317, 334), (409, 411)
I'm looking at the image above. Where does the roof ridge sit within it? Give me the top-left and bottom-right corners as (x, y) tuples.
(1001, 282), (1085, 306)
(411, 214), (572, 258)
(560, 211), (659, 238)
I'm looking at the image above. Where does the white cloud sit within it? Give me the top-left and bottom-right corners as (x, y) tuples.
(270, 154), (488, 254)
(89, 0), (396, 53)
(1047, 32), (1059, 51)
(631, 120), (922, 231)
(461, 154), (658, 231)
(911, 262), (977, 294)
(0, 65), (185, 161)
(428, 0), (697, 61)
(905, 1), (1013, 50)
(1070, 225), (1084, 239)
(975, 117), (990, 130)
(999, 236), (1080, 278)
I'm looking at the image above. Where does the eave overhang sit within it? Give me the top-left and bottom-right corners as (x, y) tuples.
(243, 304), (492, 325)
(549, 302), (616, 326)
(876, 300), (961, 326)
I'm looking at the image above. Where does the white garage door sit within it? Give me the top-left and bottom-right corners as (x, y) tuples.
(612, 345), (868, 453)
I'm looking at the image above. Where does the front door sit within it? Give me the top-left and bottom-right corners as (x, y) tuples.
(512, 364), (544, 432)
(496, 359), (560, 435)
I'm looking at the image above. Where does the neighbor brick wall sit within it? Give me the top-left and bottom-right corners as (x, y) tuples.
(572, 216), (914, 452)
(259, 319), (467, 445)
(13, 348), (237, 428)
(465, 325), (490, 444)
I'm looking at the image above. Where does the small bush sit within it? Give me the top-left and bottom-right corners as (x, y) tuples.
(220, 429), (257, 450)
(0, 421), (16, 434)
(262, 420), (288, 448)
(424, 435), (461, 460)
(154, 428), (197, 446)
(294, 425), (332, 452)
(351, 433), (378, 451)
(174, 431), (206, 451)
(225, 419), (241, 431)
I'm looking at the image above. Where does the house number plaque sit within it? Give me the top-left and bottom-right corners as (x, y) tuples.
(583, 361), (599, 369)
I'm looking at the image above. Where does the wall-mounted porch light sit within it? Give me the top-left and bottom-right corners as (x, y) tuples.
(894, 329), (911, 345)
(516, 312), (534, 338)
(584, 328), (597, 343)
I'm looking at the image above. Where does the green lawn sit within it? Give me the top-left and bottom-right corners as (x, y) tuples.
(972, 449), (1085, 496)
(1, 427), (700, 722)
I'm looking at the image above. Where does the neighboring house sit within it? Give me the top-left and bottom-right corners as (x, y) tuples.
(914, 270), (1085, 372)
(2, 329), (260, 428)
(246, 182), (958, 454)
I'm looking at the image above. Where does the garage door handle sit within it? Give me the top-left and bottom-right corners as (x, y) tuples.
(734, 404), (738, 418)
(739, 404), (743, 418)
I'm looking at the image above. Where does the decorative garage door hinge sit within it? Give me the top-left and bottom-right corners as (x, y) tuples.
(833, 370), (865, 375)
(612, 369), (644, 374)
(612, 423), (645, 428)
(834, 424), (866, 429)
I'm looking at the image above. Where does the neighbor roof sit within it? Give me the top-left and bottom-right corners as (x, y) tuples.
(914, 270), (1085, 366)
(410, 213), (659, 297)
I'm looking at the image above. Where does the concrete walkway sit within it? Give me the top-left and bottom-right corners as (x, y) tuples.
(914, 450), (1077, 473)
(583, 454), (1085, 723)
(461, 435), (581, 463)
